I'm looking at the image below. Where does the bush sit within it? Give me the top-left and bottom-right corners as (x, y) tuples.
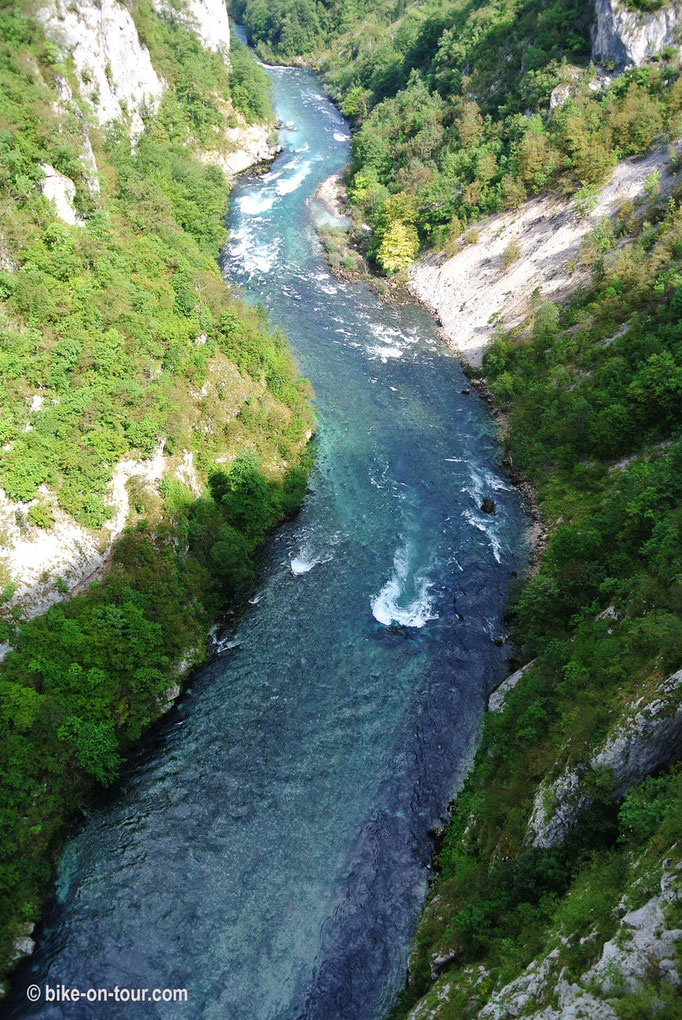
(208, 524), (254, 593)
(502, 240), (522, 268)
(27, 502), (54, 528)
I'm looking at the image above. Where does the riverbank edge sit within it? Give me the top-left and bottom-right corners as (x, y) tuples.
(0, 127), (311, 996)
(312, 173), (415, 305)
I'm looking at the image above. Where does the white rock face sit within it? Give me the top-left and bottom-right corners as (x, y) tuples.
(528, 669), (682, 848)
(0, 443), (167, 647)
(487, 661), (535, 713)
(410, 144), (682, 368)
(39, 0), (164, 140)
(159, 681), (181, 714)
(8, 924), (35, 966)
(154, 0), (230, 61)
(175, 449), (202, 495)
(595, 669), (682, 796)
(527, 769), (586, 850)
(39, 164), (82, 225)
(592, 0), (682, 67)
(199, 118), (278, 179)
(53, 73), (100, 193)
(550, 72), (609, 109)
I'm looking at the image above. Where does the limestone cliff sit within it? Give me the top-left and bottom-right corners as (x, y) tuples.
(38, 0), (164, 140)
(592, 0), (682, 67)
(153, 0), (231, 62)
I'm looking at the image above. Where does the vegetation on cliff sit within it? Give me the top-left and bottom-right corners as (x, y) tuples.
(0, 0), (311, 983)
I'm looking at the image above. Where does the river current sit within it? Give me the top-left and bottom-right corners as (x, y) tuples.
(8, 61), (529, 1020)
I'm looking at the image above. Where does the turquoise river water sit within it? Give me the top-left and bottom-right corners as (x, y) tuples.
(8, 59), (529, 1020)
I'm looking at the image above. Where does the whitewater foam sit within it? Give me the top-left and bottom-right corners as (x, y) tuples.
(216, 636), (242, 654)
(238, 193), (276, 215)
(291, 547), (334, 575)
(371, 541), (438, 628)
(366, 345), (403, 362)
(276, 162), (312, 196)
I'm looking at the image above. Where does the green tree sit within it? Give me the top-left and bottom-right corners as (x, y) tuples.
(377, 221), (419, 273)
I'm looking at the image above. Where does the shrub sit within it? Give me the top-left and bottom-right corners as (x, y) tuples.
(502, 240), (522, 268)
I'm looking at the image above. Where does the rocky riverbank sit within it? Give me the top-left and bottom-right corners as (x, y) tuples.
(312, 174), (414, 304)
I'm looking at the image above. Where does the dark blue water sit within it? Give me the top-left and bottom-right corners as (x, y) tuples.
(7, 63), (528, 1020)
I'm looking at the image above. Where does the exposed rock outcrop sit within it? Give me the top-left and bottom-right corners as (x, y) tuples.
(487, 661), (535, 713)
(6, 924), (35, 969)
(39, 164), (82, 225)
(53, 74), (100, 193)
(199, 117), (278, 179)
(405, 860), (682, 1019)
(548, 65), (612, 109)
(527, 668), (682, 848)
(0, 443), (166, 640)
(39, 0), (164, 140)
(477, 861), (682, 1019)
(592, 0), (682, 68)
(410, 144), (682, 368)
(153, 0), (231, 62)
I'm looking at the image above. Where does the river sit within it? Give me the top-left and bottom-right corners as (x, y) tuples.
(7, 60), (529, 1020)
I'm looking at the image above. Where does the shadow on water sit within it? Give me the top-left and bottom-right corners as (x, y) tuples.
(7, 59), (530, 1020)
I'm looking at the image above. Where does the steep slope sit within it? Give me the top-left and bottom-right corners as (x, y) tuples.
(393, 178), (682, 1018)
(410, 143), (682, 367)
(0, 0), (311, 993)
(234, 0), (682, 271)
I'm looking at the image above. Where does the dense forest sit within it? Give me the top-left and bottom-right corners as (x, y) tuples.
(0, 0), (311, 983)
(232, 0), (682, 1016)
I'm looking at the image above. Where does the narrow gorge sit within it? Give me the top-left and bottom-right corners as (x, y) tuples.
(4, 50), (529, 1019)
(3, 0), (682, 1017)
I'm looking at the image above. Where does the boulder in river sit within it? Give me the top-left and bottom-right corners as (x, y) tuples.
(481, 498), (496, 514)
